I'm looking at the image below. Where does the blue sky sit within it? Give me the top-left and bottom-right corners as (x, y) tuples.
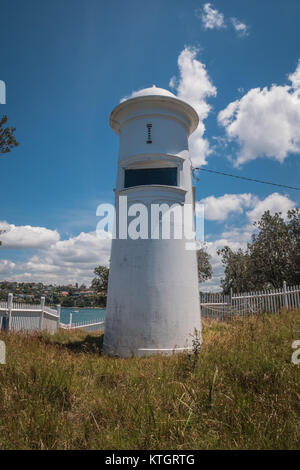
(0, 0), (300, 289)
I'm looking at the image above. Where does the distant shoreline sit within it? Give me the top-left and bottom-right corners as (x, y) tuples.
(60, 306), (106, 310)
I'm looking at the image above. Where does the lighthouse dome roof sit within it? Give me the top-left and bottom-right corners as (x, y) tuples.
(122, 85), (176, 100)
(111, 86), (199, 136)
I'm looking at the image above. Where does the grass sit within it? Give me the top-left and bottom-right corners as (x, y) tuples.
(0, 310), (300, 450)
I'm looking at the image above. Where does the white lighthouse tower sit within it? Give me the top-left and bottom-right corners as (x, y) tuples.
(104, 86), (201, 357)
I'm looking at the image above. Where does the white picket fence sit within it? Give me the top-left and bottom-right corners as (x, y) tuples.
(0, 294), (60, 334)
(200, 282), (300, 320)
(60, 312), (105, 332)
(0, 294), (106, 333)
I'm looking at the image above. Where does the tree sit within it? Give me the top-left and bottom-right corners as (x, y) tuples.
(286, 208), (300, 283)
(91, 266), (109, 295)
(197, 247), (212, 283)
(218, 209), (300, 293)
(61, 296), (74, 307)
(217, 246), (256, 294)
(0, 115), (19, 154)
(249, 211), (292, 288)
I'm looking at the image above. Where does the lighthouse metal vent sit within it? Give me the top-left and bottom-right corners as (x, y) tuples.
(146, 123), (152, 144)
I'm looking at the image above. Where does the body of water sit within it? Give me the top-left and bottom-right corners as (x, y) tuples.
(60, 307), (106, 325)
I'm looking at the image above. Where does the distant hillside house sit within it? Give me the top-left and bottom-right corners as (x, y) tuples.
(79, 290), (95, 296)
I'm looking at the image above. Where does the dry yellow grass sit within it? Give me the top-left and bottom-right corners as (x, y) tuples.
(0, 310), (299, 449)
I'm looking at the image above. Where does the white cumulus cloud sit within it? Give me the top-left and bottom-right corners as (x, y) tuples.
(121, 47), (217, 167)
(172, 47), (217, 166)
(197, 3), (225, 30)
(195, 4), (249, 38)
(230, 17), (249, 37)
(0, 221), (111, 284)
(19, 231), (112, 285)
(0, 259), (15, 274)
(198, 191), (296, 290)
(289, 59), (300, 89)
(246, 192), (296, 222)
(198, 192), (295, 223)
(174, 47), (217, 120)
(0, 221), (60, 249)
(198, 193), (256, 222)
(218, 60), (300, 166)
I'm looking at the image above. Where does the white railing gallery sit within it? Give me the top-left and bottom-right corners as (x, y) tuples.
(0, 294), (60, 334)
(200, 282), (300, 320)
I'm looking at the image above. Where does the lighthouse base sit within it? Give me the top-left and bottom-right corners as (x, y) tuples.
(103, 238), (201, 358)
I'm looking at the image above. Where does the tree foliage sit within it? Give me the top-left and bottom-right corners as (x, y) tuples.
(0, 115), (19, 154)
(217, 246), (255, 294)
(197, 247), (212, 283)
(218, 209), (300, 294)
(91, 265), (109, 294)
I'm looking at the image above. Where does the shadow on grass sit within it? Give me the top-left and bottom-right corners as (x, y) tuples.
(53, 333), (104, 355)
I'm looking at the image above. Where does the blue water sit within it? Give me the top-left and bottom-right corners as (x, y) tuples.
(60, 307), (106, 325)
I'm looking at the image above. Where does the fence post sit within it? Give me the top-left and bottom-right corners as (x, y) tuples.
(7, 293), (13, 331)
(283, 281), (288, 310)
(56, 304), (61, 330)
(69, 313), (72, 329)
(39, 296), (45, 330)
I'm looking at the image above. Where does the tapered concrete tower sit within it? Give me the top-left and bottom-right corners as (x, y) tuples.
(104, 86), (201, 357)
